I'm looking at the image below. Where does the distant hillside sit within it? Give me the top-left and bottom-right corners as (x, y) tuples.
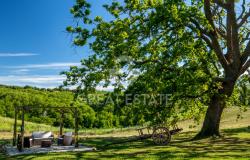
(0, 84), (248, 131)
(0, 85), (76, 127)
(0, 85), (120, 129)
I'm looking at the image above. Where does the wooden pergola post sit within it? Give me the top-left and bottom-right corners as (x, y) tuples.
(13, 106), (17, 146)
(74, 108), (79, 148)
(59, 111), (64, 136)
(20, 106), (25, 151)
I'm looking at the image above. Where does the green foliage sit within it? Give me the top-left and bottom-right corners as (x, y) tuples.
(95, 104), (118, 128)
(77, 103), (96, 128)
(64, 0), (250, 127)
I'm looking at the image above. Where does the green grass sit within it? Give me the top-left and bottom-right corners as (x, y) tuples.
(1, 127), (249, 160)
(0, 116), (58, 133)
(0, 116), (139, 138)
(0, 107), (249, 160)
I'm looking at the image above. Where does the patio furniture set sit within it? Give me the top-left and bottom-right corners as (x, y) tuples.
(13, 106), (79, 152)
(17, 131), (74, 151)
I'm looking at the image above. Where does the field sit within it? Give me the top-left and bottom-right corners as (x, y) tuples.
(0, 107), (249, 160)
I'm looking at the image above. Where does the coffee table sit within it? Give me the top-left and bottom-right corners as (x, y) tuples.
(41, 140), (52, 148)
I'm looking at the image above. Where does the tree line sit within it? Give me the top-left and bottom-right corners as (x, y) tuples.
(0, 79), (248, 130)
(0, 85), (119, 129)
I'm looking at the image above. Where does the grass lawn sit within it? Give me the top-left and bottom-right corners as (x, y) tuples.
(0, 107), (249, 160)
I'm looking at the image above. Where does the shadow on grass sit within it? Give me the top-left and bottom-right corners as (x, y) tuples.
(1, 127), (250, 159)
(223, 126), (250, 134)
(79, 128), (250, 159)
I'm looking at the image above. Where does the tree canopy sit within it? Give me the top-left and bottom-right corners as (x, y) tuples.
(64, 0), (250, 138)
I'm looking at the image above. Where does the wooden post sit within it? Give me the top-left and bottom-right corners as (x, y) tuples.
(74, 108), (79, 148)
(20, 106), (25, 151)
(59, 112), (64, 136)
(13, 107), (17, 146)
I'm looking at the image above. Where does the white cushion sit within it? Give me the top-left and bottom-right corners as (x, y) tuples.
(64, 132), (72, 136)
(32, 131), (43, 138)
(41, 131), (52, 138)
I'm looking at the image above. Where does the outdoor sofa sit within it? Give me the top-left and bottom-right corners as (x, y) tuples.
(31, 131), (54, 146)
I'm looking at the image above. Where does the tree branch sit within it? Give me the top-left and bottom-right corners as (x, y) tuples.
(240, 60), (250, 75)
(179, 91), (209, 99)
(241, 31), (250, 45)
(238, 9), (250, 28)
(213, 77), (234, 82)
(133, 59), (160, 65)
(200, 34), (213, 50)
(227, 2), (241, 65)
(212, 0), (228, 9)
(187, 20), (213, 50)
(216, 28), (227, 39)
(189, 18), (210, 36)
(204, 0), (229, 69)
(237, 0), (246, 21)
(216, 9), (227, 39)
(241, 40), (250, 65)
(204, 0), (217, 30)
(210, 34), (229, 69)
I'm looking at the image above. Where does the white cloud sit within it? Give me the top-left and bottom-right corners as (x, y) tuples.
(0, 75), (65, 88)
(10, 69), (30, 74)
(64, 84), (114, 91)
(96, 85), (114, 91)
(0, 53), (38, 57)
(2, 62), (81, 70)
(0, 62), (82, 89)
(20, 76), (65, 84)
(0, 74), (127, 91)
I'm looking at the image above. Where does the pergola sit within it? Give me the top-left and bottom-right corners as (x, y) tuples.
(12, 105), (79, 151)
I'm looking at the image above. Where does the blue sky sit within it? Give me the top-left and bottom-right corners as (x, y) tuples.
(0, 0), (110, 88)
(0, 1), (246, 89)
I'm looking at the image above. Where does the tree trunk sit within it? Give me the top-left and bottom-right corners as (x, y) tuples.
(194, 95), (225, 139)
(194, 80), (236, 140)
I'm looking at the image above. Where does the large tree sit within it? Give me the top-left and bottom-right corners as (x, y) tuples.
(64, 0), (250, 138)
